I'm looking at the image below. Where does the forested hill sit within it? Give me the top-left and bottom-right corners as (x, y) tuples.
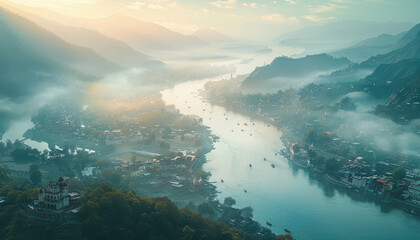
(330, 23), (420, 62)
(364, 31), (420, 66)
(358, 58), (420, 98)
(0, 7), (122, 78)
(242, 54), (351, 88)
(80, 185), (251, 240)
(0, 167), (292, 240)
(0, 176), (247, 239)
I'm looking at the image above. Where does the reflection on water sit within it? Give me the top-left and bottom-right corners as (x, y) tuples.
(162, 76), (420, 240)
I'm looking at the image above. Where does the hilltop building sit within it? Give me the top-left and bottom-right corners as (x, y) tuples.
(37, 175), (70, 210)
(27, 175), (82, 224)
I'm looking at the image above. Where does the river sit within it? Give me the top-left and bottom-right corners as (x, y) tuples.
(161, 76), (420, 240)
(1, 118), (50, 152)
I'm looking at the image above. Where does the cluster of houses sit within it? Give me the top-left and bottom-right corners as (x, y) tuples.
(283, 126), (420, 210)
(286, 141), (420, 208)
(112, 151), (202, 191)
(336, 159), (420, 206)
(100, 125), (201, 146)
(102, 129), (144, 145)
(32, 101), (85, 138)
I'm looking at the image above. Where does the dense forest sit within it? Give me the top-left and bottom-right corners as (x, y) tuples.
(80, 185), (250, 240)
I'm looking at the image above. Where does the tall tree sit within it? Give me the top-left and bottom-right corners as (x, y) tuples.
(392, 167), (406, 181)
(224, 196), (236, 207)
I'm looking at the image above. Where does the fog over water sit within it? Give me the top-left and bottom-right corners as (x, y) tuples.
(0, 87), (66, 148)
(161, 74), (420, 240)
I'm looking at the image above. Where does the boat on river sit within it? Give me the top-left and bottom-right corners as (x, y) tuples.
(249, 164), (252, 167)
(266, 222), (272, 227)
(244, 189), (247, 193)
(284, 229), (291, 233)
(271, 164), (275, 168)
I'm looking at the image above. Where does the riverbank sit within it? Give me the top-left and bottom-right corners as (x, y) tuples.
(160, 75), (420, 240)
(1, 87), (284, 239)
(201, 82), (420, 218)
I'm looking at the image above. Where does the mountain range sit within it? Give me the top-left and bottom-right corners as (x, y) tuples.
(0, 7), (108, 99)
(365, 31), (420, 66)
(331, 23), (420, 62)
(375, 66), (420, 121)
(276, 20), (414, 55)
(191, 27), (235, 44)
(242, 20), (420, 121)
(0, 1), (208, 54)
(80, 14), (208, 53)
(241, 54), (352, 89)
(0, 8), (122, 77)
(17, 12), (166, 70)
(333, 24), (420, 121)
(358, 59), (420, 98)
(325, 23), (420, 84)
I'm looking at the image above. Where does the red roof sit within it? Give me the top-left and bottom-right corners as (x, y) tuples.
(376, 179), (387, 183)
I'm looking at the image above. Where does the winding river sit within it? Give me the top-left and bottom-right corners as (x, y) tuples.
(161, 76), (420, 240)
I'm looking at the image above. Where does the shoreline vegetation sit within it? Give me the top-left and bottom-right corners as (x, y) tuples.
(200, 77), (420, 217)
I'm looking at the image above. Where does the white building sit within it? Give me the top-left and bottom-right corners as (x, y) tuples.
(408, 180), (420, 205)
(406, 169), (420, 180)
(352, 176), (366, 189)
(37, 175), (70, 210)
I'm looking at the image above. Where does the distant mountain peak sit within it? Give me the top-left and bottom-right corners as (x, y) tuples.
(101, 13), (149, 25)
(192, 27), (235, 44)
(196, 26), (215, 31)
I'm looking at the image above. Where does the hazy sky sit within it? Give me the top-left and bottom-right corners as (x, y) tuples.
(6, 0), (420, 40)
